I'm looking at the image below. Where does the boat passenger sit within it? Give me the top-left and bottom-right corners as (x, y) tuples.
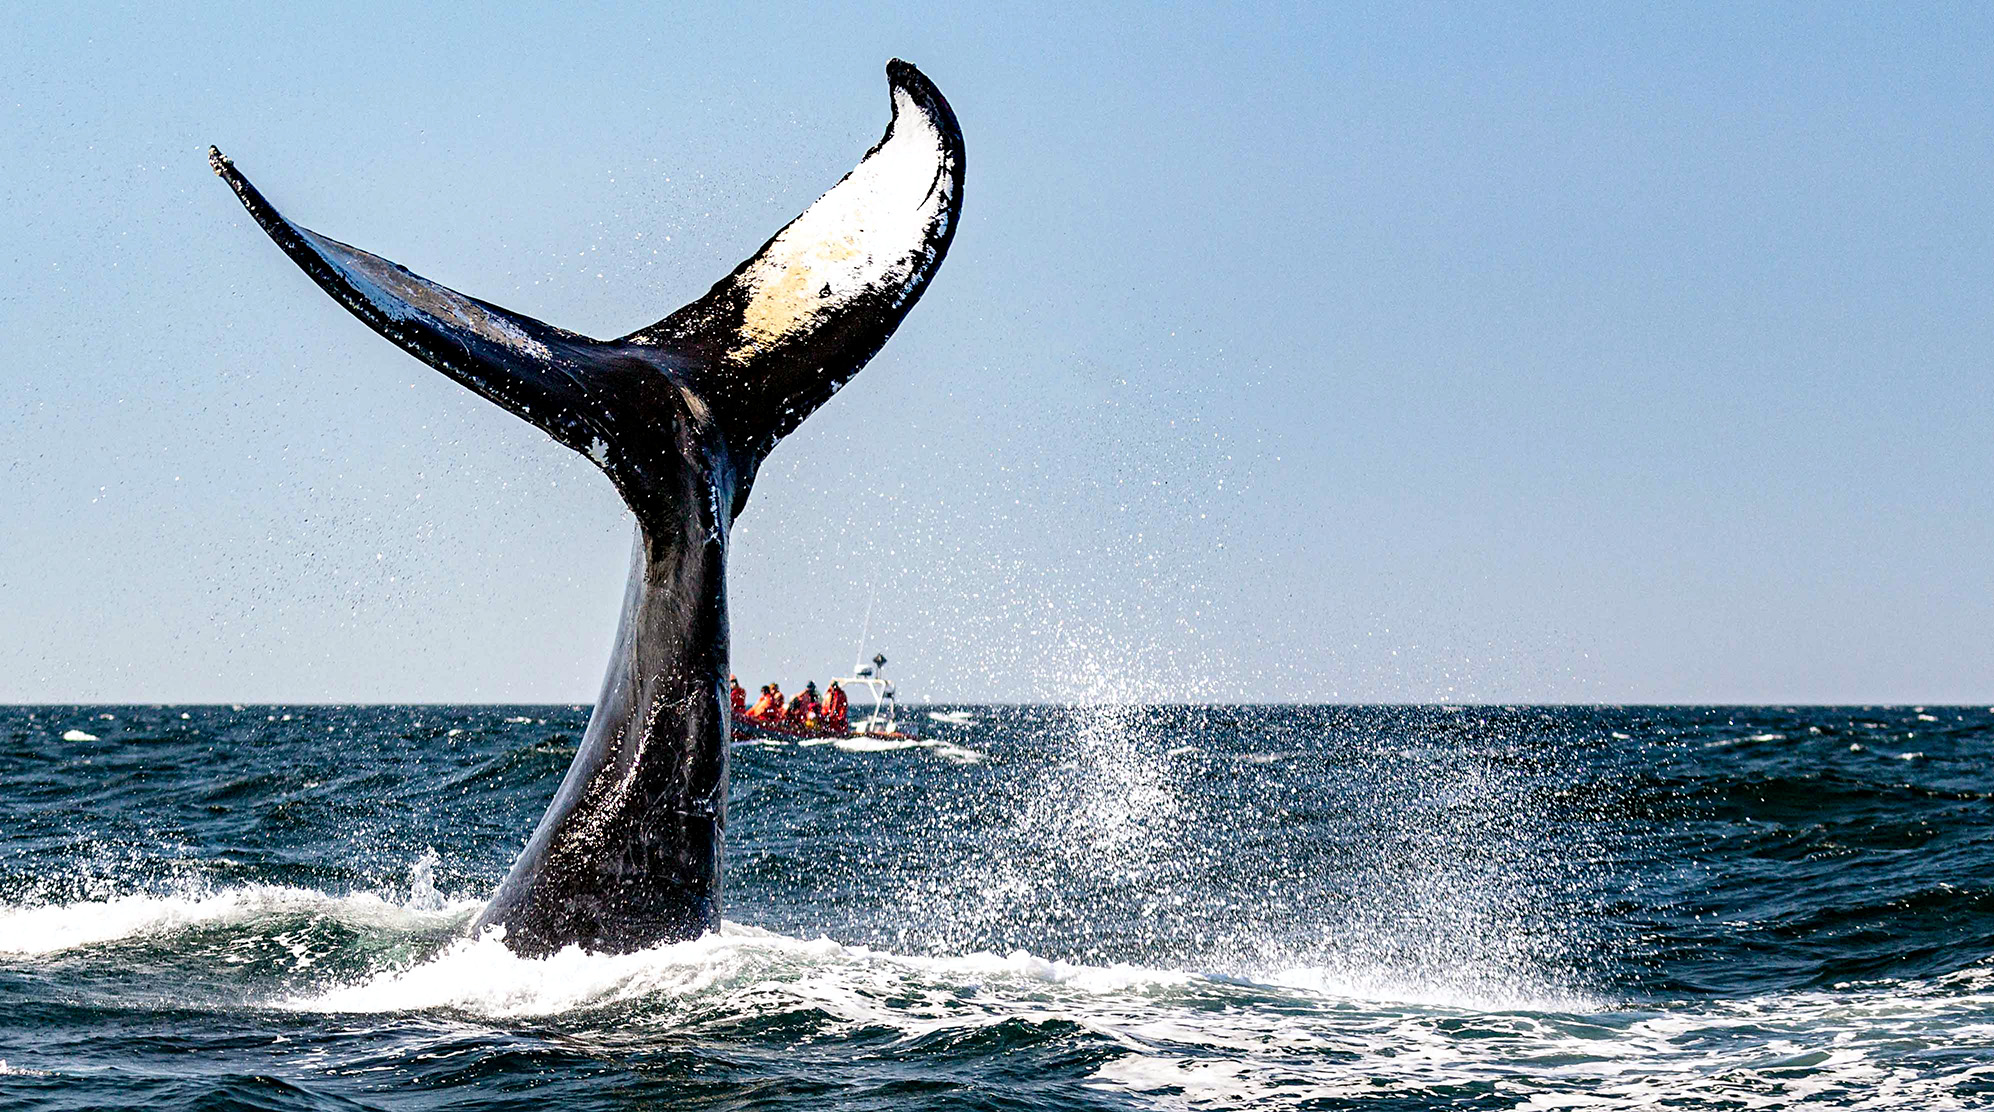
(746, 684), (775, 720)
(763, 684), (785, 722)
(801, 682), (821, 728)
(784, 688), (810, 726)
(822, 681), (849, 732)
(729, 676), (747, 720)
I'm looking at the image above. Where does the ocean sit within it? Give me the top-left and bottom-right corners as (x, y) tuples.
(0, 704), (1988, 1110)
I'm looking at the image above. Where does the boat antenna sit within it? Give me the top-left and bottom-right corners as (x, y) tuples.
(852, 579), (878, 674)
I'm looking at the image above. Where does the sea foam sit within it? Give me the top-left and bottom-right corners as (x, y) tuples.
(0, 885), (476, 956)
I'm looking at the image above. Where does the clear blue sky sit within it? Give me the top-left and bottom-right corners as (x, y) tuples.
(4, 3), (1990, 704)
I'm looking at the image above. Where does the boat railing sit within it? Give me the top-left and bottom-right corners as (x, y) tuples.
(832, 657), (898, 736)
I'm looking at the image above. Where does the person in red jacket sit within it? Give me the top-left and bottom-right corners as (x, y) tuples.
(784, 686), (809, 727)
(821, 681), (849, 733)
(760, 684), (784, 722)
(800, 682), (822, 728)
(729, 676), (747, 721)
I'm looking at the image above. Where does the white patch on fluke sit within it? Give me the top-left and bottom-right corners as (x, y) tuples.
(728, 84), (953, 362)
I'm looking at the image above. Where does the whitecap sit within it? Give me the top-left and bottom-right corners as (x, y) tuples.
(275, 922), (1994, 1109)
(287, 921), (1196, 1019)
(922, 741), (985, 764)
(0, 885), (476, 955)
(830, 736), (921, 753)
(795, 735), (986, 764)
(16, 888), (1986, 1111)
(0, 1061), (51, 1077)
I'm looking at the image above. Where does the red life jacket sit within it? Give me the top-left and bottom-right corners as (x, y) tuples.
(730, 686), (747, 718)
(823, 687), (849, 725)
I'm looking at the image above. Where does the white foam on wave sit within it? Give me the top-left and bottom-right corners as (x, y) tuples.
(1092, 977), (1994, 1111)
(820, 736), (918, 753)
(852, 737), (987, 764)
(10, 880), (1990, 1109)
(288, 921), (1193, 1018)
(1256, 963), (1597, 1014)
(927, 711), (978, 726)
(0, 885), (478, 956)
(796, 735), (987, 764)
(278, 918), (1994, 1110)
(277, 906), (1582, 1024)
(0, 1060), (51, 1077)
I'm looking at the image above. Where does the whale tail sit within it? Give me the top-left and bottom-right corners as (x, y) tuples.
(212, 60), (962, 956)
(210, 58), (962, 505)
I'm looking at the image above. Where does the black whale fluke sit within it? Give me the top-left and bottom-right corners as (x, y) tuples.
(211, 61), (963, 956)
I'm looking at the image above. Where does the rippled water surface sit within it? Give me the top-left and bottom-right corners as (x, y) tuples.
(1, 704), (1991, 1109)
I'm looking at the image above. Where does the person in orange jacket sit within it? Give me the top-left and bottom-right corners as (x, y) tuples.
(822, 680), (849, 733)
(755, 683), (783, 722)
(800, 682), (822, 728)
(729, 676), (747, 721)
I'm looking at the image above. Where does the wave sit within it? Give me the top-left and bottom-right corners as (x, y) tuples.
(287, 922), (1209, 1018)
(3, 882), (1991, 1109)
(285, 921), (1990, 1110)
(0, 884), (478, 956)
(794, 735), (988, 763)
(0, 881), (1577, 1016)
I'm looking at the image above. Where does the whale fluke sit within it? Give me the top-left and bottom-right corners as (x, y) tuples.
(627, 58), (962, 479)
(212, 61), (963, 955)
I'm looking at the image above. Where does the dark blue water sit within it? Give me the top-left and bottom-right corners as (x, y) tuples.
(1, 705), (1990, 1109)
